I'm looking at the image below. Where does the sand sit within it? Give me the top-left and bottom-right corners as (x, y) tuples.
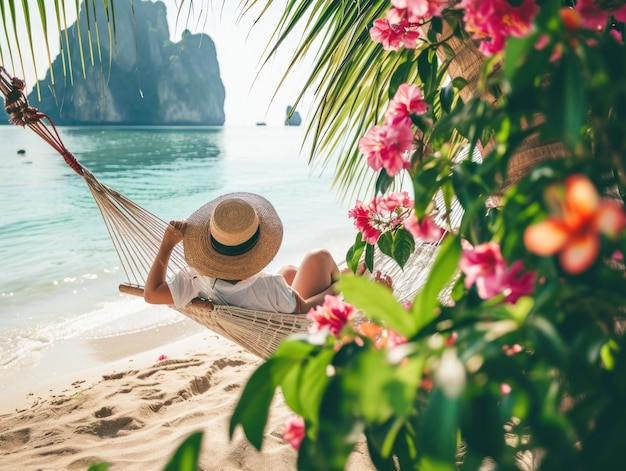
(0, 329), (375, 470)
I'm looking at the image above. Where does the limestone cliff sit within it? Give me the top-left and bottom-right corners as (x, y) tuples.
(28, 0), (225, 125)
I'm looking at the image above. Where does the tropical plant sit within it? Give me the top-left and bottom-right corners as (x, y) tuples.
(4, 0), (626, 469)
(229, 1), (626, 470)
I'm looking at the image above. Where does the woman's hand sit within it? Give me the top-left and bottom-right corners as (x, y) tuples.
(163, 220), (187, 246)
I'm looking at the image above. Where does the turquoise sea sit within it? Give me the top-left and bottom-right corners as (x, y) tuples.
(0, 124), (356, 396)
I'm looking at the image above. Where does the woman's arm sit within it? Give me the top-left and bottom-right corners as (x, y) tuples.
(144, 220), (186, 304)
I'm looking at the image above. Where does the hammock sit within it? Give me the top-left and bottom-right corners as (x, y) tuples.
(1, 67), (462, 358)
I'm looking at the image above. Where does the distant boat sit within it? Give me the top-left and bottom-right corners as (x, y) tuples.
(255, 122), (267, 126)
(285, 105), (302, 127)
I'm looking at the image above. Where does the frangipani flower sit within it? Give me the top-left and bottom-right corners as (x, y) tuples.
(283, 415), (305, 450)
(460, 241), (536, 303)
(524, 174), (626, 274)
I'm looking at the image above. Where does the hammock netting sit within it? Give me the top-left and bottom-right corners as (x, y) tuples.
(1, 66), (467, 358)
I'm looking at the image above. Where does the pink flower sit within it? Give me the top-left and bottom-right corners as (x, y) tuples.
(499, 261), (537, 304)
(500, 383), (512, 395)
(358, 123), (413, 177)
(369, 17), (420, 50)
(386, 328), (408, 349)
(503, 344), (523, 355)
(445, 331), (458, 346)
(283, 415), (305, 451)
(157, 354), (168, 361)
(535, 34), (563, 62)
(460, 241), (536, 303)
(610, 28), (624, 44)
(349, 191), (414, 244)
(403, 213), (445, 243)
(348, 201), (382, 244)
(391, 0), (448, 22)
(457, 0), (539, 56)
(574, 0), (608, 31)
(307, 295), (358, 337)
(385, 83), (429, 126)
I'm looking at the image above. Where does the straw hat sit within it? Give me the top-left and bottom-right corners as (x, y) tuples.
(183, 192), (283, 280)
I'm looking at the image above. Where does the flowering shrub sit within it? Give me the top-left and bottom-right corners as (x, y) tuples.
(232, 1), (626, 470)
(348, 190), (444, 270)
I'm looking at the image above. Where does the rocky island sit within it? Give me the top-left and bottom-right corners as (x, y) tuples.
(27, 0), (225, 125)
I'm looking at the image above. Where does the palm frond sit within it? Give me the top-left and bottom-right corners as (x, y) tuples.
(241, 0), (424, 200)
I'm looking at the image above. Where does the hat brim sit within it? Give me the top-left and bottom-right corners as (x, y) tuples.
(183, 192), (283, 280)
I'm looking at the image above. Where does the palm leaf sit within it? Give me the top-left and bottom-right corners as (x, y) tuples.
(241, 0), (425, 199)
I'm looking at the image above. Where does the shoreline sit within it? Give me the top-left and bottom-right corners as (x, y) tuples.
(0, 318), (207, 415)
(0, 324), (375, 470)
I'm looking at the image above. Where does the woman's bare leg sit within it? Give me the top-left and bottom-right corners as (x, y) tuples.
(291, 249), (341, 299)
(278, 264), (298, 286)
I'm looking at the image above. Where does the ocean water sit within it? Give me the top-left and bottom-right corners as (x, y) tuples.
(0, 125), (356, 394)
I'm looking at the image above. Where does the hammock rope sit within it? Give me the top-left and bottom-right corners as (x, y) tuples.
(1, 66), (460, 358)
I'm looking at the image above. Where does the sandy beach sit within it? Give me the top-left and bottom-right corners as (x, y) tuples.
(0, 324), (375, 470)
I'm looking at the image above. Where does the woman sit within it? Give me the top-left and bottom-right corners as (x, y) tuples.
(144, 192), (349, 313)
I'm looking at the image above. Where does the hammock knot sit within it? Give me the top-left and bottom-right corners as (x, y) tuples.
(22, 106), (45, 124)
(11, 76), (26, 91)
(4, 92), (25, 125)
(61, 149), (85, 176)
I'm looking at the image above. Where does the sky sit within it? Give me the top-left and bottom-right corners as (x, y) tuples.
(1, 0), (315, 126)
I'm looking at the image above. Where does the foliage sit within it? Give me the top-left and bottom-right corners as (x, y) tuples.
(231, 1), (626, 470)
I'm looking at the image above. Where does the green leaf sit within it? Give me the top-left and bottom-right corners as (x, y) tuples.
(451, 76), (468, 93)
(282, 348), (335, 428)
(412, 164), (443, 216)
(389, 54), (416, 99)
(375, 168), (395, 194)
(600, 339), (619, 371)
(392, 228), (416, 269)
(440, 83), (454, 114)
(346, 232), (366, 273)
(229, 357), (290, 449)
(419, 387), (461, 469)
(417, 49), (433, 90)
(561, 52), (585, 149)
(410, 236), (461, 333)
(86, 464), (109, 471)
(365, 242), (375, 273)
(461, 392), (505, 460)
(338, 275), (418, 336)
(163, 432), (203, 471)
(376, 229), (415, 269)
(340, 348), (424, 424)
